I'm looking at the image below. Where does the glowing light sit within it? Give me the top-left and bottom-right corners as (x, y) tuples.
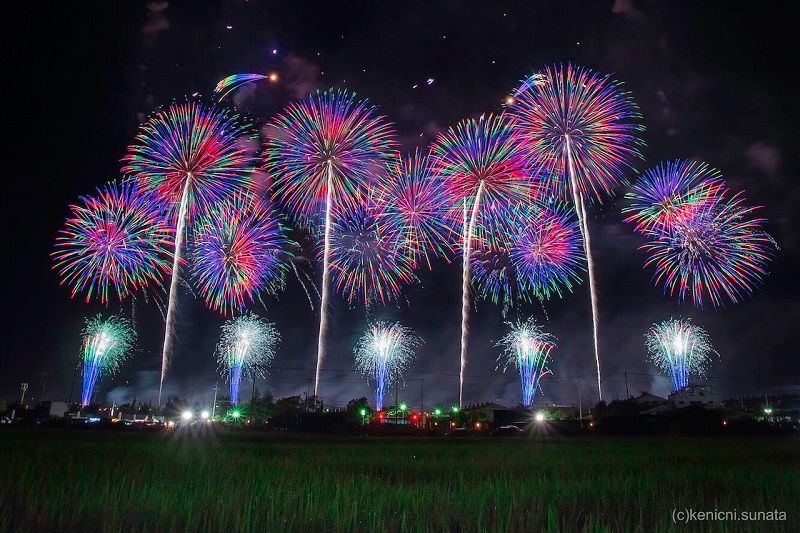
(80, 315), (135, 407)
(191, 194), (291, 315)
(181, 411), (193, 421)
(645, 318), (716, 391)
(265, 89), (396, 397)
(201, 410), (210, 420)
(535, 412), (546, 422)
(52, 180), (172, 304)
(354, 321), (420, 411)
(217, 313), (280, 405)
(497, 317), (555, 407)
(268, 72), (279, 82)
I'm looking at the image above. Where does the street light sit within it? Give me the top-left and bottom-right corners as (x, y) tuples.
(201, 410), (210, 420)
(434, 407), (442, 417)
(764, 407), (773, 415)
(181, 411), (193, 421)
(535, 411), (546, 423)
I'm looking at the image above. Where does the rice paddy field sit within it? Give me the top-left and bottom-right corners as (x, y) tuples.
(1, 429), (797, 532)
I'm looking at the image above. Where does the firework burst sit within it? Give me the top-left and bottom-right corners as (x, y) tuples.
(372, 150), (455, 269)
(645, 318), (716, 391)
(81, 314), (135, 406)
(624, 160), (726, 234)
(123, 100), (258, 406)
(217, 313), (280, 405)
(52, 181), (173, 304)
(510, 201), (585, 300)
(354, 321), (420, 410)
(508, 64), (645, 400)
(496, 317), (555, 407)
(431, 113), (537, 406)
(264, 89), (396, 396)
(641, 190), (776, 308)
(191, 194), (290, 315)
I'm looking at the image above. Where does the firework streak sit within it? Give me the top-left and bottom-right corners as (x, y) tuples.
(265, 89), (396, 396)
(123, 100), (258, 406)
(508, 64), (645, 400)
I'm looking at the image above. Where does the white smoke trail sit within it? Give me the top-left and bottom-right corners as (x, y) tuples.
(459, 181), (485, 407)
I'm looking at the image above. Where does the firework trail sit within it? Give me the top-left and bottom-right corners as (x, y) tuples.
(624, 159), (725, 234)
(214, 73), (268, 100)
(508, 64), (645, 399)
(431, 113), (536, 406)
(191, 194), (290, 315)
(123, 100), (258, 406)
(641, 187), (776, 307)
(52, 180), (173, 304)
(354, 321), (420, 410)
(646, 318), (716, 390)
(372, 150), (455, 269)
(330, 205), (418, 307)
(217, 313), (279, 405)
(509, 201), (585, 300)
(264, 89), (396, 396)
(496, 317), (555, 407)
(81, 314), (135, 407)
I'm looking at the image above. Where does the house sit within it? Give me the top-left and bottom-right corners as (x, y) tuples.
(668, 385), (721, 409)
(630, 392), (668, 414)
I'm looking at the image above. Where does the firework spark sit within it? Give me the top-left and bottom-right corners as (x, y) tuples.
(354, 321), (420, 410)
(217, 313), (279, 405)
(330, 206), (418, 307)
(81, 314), (135, 407)
(372, 150), (455, 269)
(431, 113), (537, 406)
(508, 64), (645, 400)
(264, 89), (396, 396)
(645, 318), (716, 391)
(641, 189), (776, 308)
(52, 181), (172, 304)
(496, 317), (555, 407)
(214, 73), (268, 100)
(624, 159), (726, 234)
(123, 100), (258, 406)
(191, 194), (290, 315)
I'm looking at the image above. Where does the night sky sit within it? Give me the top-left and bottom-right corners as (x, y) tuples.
(5, 1), (799, 409)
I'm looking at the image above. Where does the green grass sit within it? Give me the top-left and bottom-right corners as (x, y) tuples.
(1, 430), (797, 532)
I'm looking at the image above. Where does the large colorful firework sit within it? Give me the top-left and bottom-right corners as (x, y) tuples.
(496, 317), (555, 407)
(264, 89), (396, 396)
(52, 181), (173, 304)
(624, 160), (726, 234)
(81, 314), (135, 407)
(508, 64), (645, 400)
(123, 100), (258, 406)
(354, 321), (420, 411)
(372, 150), (455, 269)
(510, 202), (585, 301)
(645, 318), (715, 391)
(641, 190), (775, 308)
(191, 194), (290, 315)
(430, 113), (537, 406)
(217, 313), (279, 405)
(330, 206), (418, 307)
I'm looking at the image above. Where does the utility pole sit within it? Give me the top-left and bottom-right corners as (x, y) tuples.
(395, 380), (399, 423)
(20, 382), (29, 406)
(420, 376), (424, 413)
(578, 378), (583, 419)
(624, 370), (630, 399)
(67, 359), (80, 413)
(211, 383), (219, 419)
(249, 374), (258, 424)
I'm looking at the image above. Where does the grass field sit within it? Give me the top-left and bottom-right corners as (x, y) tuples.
(1, 429), (797, 532)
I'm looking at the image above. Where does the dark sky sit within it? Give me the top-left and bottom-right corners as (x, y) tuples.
(5, 1), (799, 409)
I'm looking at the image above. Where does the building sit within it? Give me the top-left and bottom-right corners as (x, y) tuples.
(668, 385), (721, 409)
(630, 392), (668, 414)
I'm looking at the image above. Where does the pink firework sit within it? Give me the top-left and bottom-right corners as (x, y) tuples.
(371, 150), (455, 269)
(52, 181), (173, 304)
(191, 194), (290, 316)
